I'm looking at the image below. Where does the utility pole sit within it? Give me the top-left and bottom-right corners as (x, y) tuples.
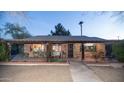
(79, 21), (84, 36)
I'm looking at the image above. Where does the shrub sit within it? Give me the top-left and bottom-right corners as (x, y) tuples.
(0, 42), (9, 61)
(48, 58), (65, 62)
(112, 42), (124, 62)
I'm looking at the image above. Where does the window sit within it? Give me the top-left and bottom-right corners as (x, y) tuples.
(32, 44), (45, 52)
(52, 44), (61, 56)
(84, 43), (96, 52)
(52, 44), (61, 52)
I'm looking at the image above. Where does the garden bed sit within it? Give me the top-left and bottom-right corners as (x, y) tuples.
(48, 58), (66, 62)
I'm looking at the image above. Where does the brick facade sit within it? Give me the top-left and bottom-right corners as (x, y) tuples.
(96, 43), (105, 56)
(61, 44), (68, 58)
(73, 43), (82, 60)
(24, 43), (106, 61)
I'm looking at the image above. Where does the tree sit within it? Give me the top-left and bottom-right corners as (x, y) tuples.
(0, 12), (27, 20)
(0, 27), (3, 38)
(81, 11), (124, 23)
(4, 23), (31, 39)
(101, 11), (124, 22)
(50, 23), (71, 36)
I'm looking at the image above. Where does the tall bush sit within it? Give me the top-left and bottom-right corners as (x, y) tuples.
(0, 42), (9, 61)
(112, 42), (124, 62)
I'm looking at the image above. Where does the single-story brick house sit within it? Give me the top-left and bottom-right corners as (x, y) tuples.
(4, 35), (119, 62)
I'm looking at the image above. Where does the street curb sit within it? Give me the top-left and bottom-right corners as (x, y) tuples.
(0, 63), (69, 66)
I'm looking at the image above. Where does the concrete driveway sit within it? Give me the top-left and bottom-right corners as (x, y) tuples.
(69, 61), (102, 82)
(2, 61), (123, 82)
(90, 66), (124, 82)
(0, 64), (72, 82)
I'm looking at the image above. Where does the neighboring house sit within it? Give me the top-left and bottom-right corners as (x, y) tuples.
(5, 35), (117, 62)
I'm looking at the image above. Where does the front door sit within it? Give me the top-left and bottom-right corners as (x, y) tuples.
(68, 44), (73, 58)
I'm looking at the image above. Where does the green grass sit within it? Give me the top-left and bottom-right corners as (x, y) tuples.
(49, 58), (65, 62)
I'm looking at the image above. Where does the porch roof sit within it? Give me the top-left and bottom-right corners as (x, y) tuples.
(5, 36), (122, 44)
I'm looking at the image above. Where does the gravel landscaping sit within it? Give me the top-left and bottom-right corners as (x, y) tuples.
(0, 65), (72, 82)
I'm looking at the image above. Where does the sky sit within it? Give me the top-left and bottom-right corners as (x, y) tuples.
(0, 11), (124, 40)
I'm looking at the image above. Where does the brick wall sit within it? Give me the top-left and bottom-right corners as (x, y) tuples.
(96, 43), (105, 56)
(73, 43), (82, 60)
(24, 43), (106, 61)
(61, 44), (68, 58)
(24, 44), (33, 57)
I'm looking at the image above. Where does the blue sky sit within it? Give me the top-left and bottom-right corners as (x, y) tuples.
(1, 11), (124, 40)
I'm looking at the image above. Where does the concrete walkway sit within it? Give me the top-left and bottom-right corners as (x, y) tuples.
(87, 63), (124, 68)
(69, 61), (103, 82)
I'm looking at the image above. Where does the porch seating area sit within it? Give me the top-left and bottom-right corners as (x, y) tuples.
(11, 51), (67, 62)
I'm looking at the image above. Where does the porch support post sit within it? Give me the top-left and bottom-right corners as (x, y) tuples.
(7, 42), (12, 60)
(81, 43), (84, 60)
(67, 42), (70, 64)
(46, 42), (52, 62)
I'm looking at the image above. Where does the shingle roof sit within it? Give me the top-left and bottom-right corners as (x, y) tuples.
(6, 35), (106, 43)
(26, 35), (105, 41)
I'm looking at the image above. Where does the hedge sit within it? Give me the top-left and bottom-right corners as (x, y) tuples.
(0, 42), (9, 61)
(112, 42), (124, 62)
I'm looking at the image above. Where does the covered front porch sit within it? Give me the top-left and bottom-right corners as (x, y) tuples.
(6, 36), (112, 63)
(9, 42), (68, 62)
(8, 42), (106, 63)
